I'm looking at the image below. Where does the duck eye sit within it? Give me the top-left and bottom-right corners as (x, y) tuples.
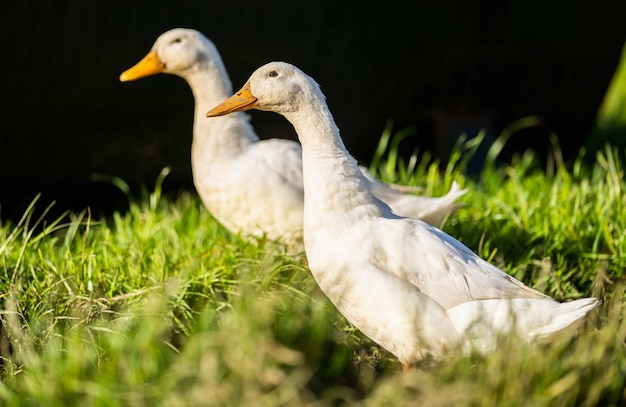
(171, 38), (182, 44)
(268, 71), (278, 77)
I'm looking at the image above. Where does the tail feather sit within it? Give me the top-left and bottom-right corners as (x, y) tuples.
(530, 297), (601, 338)
(361, 168), (467, 226)
(447, 297), (601, 354)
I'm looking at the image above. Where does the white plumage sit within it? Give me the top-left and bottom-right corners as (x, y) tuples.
(120, 29), (466, 249)
(206, 61), (600, 367)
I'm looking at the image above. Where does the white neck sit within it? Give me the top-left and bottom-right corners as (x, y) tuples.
(178, 59), (259, 161)
(285, 100), (384, 232)
(286, 101), (346, 154)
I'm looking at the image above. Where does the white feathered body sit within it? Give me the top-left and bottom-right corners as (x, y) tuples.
(124, 29), (467, 247)
(259, 62), (601, 364)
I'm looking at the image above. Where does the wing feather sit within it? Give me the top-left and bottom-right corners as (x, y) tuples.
(370, 217), (549, 309)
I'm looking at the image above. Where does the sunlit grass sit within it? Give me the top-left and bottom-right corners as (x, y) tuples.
(586, 39), (626, 153)
(0, 130), (625, 405)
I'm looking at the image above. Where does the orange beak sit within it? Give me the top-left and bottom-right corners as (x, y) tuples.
(206, 83), (258, 117)
(119, 50), (165, 82)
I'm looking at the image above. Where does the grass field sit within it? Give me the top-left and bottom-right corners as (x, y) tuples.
(0, 132), (625, 406)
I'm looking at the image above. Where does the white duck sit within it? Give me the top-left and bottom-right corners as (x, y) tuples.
(119, 28), (466, 248)
(206, 62), (600, 368)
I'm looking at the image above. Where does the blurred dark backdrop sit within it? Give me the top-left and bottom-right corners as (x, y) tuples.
(2, 1), (626, 221)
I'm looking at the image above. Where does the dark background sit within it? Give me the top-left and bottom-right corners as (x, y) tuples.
(2, 1), (626, 221)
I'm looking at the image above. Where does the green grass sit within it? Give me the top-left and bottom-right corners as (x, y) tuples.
(586, 40), (626, 153)
(1, 133), (625, 406)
